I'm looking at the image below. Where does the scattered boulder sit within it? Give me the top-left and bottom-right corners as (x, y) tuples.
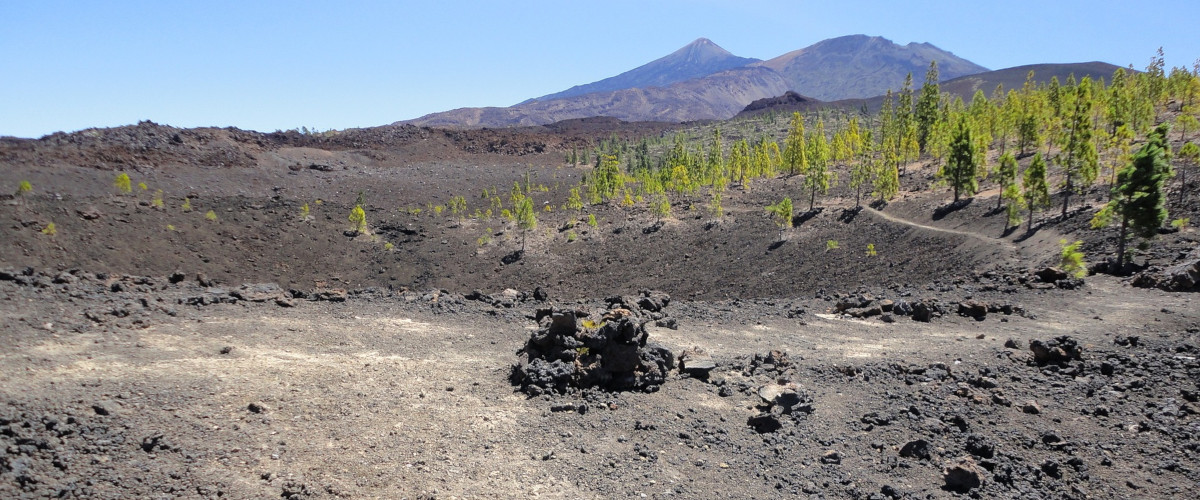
(1035, 267), (1069, 283)
(231, 283), (288, 302)
(943, 457), (984, 492)
(679, 347), (717, 377)
(311, 288), (348, 302)
(1029, 336), (1083, 366)
(899, 439), (931, 460)
(1132, 250), (1200, 291)
(957, 301), (988, 320)
(911, 301), (937, 322)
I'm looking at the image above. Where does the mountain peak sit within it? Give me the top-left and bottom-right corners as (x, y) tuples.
(756, 34), (988, 100)
(668, 37), (738, 65)
(530, 38), (759, 102)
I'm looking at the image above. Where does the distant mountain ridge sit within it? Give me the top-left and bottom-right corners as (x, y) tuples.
(754, 35), (988, 100)
(401, 35), (993, 128)
(531, 38), (760, 102)
(733, 61), (1128, 120)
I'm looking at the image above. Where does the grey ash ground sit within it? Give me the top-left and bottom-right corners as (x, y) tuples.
(2, 121), (1200, 498)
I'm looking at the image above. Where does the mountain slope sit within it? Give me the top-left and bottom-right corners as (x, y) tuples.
(532, 38), (759, 102)
(407, 66), (790, 128)
(734, 62), (1127, 120)
(938, 61), (1125, 99)
(754, 35), (988, 100)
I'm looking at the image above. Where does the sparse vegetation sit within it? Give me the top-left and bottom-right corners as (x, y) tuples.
(114, 172), (132, 194)
(514, 194), (537, 252)
(826, 239), (839, 251)
(765, 197), (793, 241)
(16, 180), (32, 198)
(300, 203), (311, 221)
(1060, 239), (1087, 278)
(866, 243), (877, 257)
(204, 210), (217, 222)
(181, 198), (193, 212)
(349, 205), (368, 234)
(41, 222), (56, 236)
(151, 190), (164, 209)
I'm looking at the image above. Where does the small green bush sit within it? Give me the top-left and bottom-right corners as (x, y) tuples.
(204, 210), (217, 222)
(1060, 239), (1087, 278)
(826, 240), (839, 251)
(349, 205), (367, 234)
(114, 172), (132, 194)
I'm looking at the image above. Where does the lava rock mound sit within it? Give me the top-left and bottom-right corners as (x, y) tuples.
(512, 292), (676, 396)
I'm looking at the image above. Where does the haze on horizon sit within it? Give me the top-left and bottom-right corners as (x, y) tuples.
(3, 0), (1199, 138)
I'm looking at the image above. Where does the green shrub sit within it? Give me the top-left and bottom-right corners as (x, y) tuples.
(866, 243), (877, 256)
(41, 222), (56, 236)
(114, 172), (132, 194)
(1059, 239), (1087, 278)
(587, 214), (598, 227)
(349, 205), (367, 234)
(204, 210), (217, 222)
(566, 230), (578, 242)
(16, 180), (32, 197)
(181, 198), (193, 212)
(826, 240), (839, 251)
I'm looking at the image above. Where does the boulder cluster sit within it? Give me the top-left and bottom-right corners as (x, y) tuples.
(511, 291), (677, 395)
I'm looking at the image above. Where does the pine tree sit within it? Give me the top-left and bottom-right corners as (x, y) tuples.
(514, 195), (537, 253)
(782, 112), (807, 176)
(996, 153), (1024, 229)
(765, 197), (793, 241)
(1178, 142), (1199, 204)
(1092, 124), (1172, 269)
(916, 60), (941, 153)
(1016, 72), (1042, 155)
(995, 152), (1019, 211)
(941, 117), (978, 202)
(804, 119), (833, 210)
(1023, 153), (1051, 232)
(1059, 77), (1100, 217)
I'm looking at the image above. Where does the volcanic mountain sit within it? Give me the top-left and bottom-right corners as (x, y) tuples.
(402, 35), (989, 128)
(754, 34), (988, 101)
(530, 37), (760, 102)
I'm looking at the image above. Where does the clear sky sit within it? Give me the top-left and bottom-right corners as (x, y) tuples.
(3, 0), (1198, 138)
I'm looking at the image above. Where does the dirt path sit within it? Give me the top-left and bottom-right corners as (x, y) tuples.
(863, 206), (1017, 251)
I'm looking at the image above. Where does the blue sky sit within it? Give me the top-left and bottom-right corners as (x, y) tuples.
(3, 0), (1198, 138)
